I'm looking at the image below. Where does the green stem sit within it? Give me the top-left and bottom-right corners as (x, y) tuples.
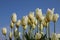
(23, 28), (25, 40)
(46, 22), (49, 40)
(54, 22), (56, 33)
(48, 22), (50, 39)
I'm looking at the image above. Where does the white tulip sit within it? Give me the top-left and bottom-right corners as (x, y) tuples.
(9, 32), (13, 38)
(21, 16), (28, 26)
(51, 33), (57, 40)
(42, 19), (47, 27)
(39, 15), (45, 22)
(2, 28), (7, 35)
(16, 19), (21, 28)
(10, 21), (14, 28)
(35, 33), (41, 39)
(32, 23), (36, 29)
(28, 12), (34, 20)
(53, 13), (59, 22)
(36, 8), (42, 20)
(46, 8), (54, 22)
(11, 13), (17, 23)
(28, 18), (32, 25)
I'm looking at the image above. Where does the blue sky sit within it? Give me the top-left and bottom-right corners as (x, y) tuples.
(0, 0), (60, 40)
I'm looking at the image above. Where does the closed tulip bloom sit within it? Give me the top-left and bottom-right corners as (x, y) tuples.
(16, 19), (21, 28)
(9, 32), (13, 39)
(28, 18), (32, 25)
(21, 16), (28, 26)
(46, 8), (54, 22)
(53, 13), (59, 22)
(35, 33), (41, 39)
(10, 21), (14, 28)
(42, 19), (47, 27)
(39, 15), (45, 22)
(51, 33), (57, 40)
(32, 23), (36, 29)
(28, 12), (34, 20)
(2, 28), (7, 35)
(11, 13), (17, 23)
(36, 8), (42, 20)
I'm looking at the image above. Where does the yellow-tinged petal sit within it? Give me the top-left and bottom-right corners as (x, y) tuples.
(16, 19), (21, 28)
(53, 13), (59, 22)
(46, 8), (54, 22)
(38, 23), (43, 31)
(35, 33), (41, 39)
(10, 21), (14, 28)
(21, 16), (28, 26)
(28, 12), (34, 20)
(9, 32), (13, 38)
(2, 27), (7, 35)
(11, 13), (17, 23)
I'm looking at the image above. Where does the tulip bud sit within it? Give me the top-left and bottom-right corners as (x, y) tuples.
(10, 21), (14, 29)
(2, 28), (7, 35)
(9, 32), (13, 39)
(16, 19), (21, 28)
(46, 8), (54, 22)
(53, 13), (59, 22)
(35, 33), (41, 39)
(36, 8), (42, 20)
(11, 13), (17, 23)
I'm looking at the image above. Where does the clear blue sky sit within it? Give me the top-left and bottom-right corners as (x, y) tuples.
(0, 0), (60, 40)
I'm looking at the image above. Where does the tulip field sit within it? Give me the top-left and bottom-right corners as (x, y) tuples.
(2, 8), (59, 40)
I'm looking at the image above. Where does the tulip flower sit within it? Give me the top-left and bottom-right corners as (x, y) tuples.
(45, 8), (54, 40)
(10, 21), (14, 29)
(42, 20), (47, 27)
(51, 33), (57, 40)
(46, 8), (54, 22)
(53, 13), (59, 37)
(21, 16), (28, 26)
(28, 12), (34, 20)
(16, 19), (21, 28)
(21, 16), (28, 40)
(2, 28), (7, 36)
(11, 13), (17, 23)
(53, 13), (59, 22)
(9, 32), (13, 40)
(35, 33), (41, 40)
(2, 27), (7, 40)
(35, 8), (42, 20)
